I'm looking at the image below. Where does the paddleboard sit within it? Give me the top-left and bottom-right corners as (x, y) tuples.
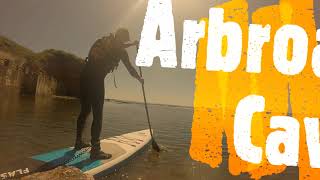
(0, 129), (151, 179)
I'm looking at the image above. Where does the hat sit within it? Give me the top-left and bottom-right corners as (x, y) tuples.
(115, 28), (130, 43)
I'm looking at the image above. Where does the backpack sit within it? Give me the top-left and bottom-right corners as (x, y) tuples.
(87, 34), (120, 74)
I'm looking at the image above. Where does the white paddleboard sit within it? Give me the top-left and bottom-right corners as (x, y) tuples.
(0, 129), (151, 179)
(85, 129), (152, 176)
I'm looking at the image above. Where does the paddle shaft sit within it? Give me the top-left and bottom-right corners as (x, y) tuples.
(138, 67), (155, 140)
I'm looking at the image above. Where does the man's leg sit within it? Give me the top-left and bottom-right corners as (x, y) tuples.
(90, 81), (112, 160)
(91, 100), (104, 151)
(76, 102), (91, 142)
(74, 100), (91, 150)
(90, 100), (111, 160)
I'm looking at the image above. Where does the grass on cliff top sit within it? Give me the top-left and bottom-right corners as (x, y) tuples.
(0, 36), (37, 62)
(37, 49), (83, 63)
(0, 36), (84, 66)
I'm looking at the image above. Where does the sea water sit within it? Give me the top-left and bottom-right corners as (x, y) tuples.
(0, 90), (297, 180)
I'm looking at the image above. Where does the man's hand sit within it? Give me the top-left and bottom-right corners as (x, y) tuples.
(132, 40), (139, 46)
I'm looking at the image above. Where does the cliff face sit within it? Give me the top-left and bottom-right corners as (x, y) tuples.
(0, 36), (84, 98)
(38, 49), (84, 97)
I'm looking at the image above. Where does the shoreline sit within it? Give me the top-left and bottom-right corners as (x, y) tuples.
(51, 95), (192, 109)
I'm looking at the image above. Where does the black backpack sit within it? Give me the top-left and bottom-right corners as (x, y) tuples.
(87, 34), (120, 73)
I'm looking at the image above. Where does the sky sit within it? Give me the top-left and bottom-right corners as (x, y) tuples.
(0, 0), (318, 106)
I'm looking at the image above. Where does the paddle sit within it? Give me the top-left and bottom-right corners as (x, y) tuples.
(136, 45), (161, 152)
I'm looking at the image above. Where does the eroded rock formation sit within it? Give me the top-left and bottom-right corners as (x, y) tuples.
(0, 36), (84, 97)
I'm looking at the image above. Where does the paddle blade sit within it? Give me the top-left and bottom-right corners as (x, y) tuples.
(152, 140), (161, 152)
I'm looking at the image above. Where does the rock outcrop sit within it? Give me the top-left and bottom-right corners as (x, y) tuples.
(21, 166), (94, 180)
(0, 36), (84, 97)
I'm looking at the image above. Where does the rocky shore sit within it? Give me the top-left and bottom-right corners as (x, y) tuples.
(21, 166), (93, 180)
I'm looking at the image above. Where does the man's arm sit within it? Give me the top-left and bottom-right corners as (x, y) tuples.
(122, 40), (139, 49)
(120, 49), (144, 84)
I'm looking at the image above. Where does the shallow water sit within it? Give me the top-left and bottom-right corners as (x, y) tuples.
(0, 89), (298, 180)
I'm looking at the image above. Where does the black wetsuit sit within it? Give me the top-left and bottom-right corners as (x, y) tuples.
(76, 36), (140, 152)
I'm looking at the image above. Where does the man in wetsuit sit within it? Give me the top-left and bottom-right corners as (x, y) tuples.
(74, 28), (143, 160)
